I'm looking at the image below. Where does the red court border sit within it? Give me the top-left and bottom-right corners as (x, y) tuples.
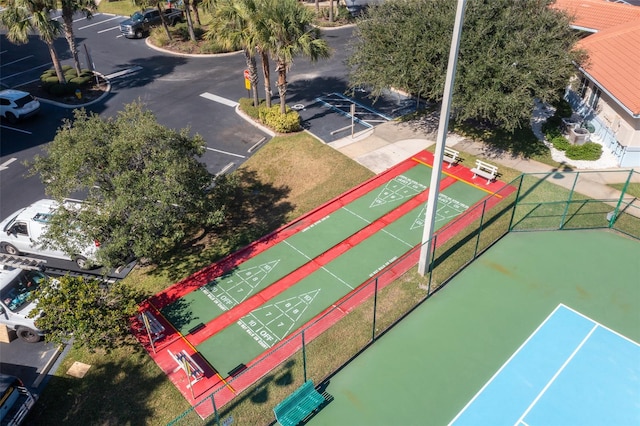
(131, 151), (515, 418)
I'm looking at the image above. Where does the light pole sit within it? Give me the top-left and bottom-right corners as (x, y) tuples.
(417, 0), (467, 276)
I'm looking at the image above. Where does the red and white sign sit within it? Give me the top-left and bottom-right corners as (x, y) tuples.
(244, 69), (250, 80)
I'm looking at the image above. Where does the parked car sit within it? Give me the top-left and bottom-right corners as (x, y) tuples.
(0, 374), (36, 425)
(119, 8), (184, 39)
(0, 90), (40, 124)
(0, 199), (100, 270)
(0, 266), (48, 343)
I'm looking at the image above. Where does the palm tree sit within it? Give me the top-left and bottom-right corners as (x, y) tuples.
(59, 0), (97, 77)
(261, 0), (331, 114)
(205, 0), (262, 107)
(0, 0), (66, 84)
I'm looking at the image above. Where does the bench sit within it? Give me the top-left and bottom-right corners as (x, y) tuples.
(470, 159), (498, 184)
(169, 349), (204, 386)
(138, 311), (165, 342)
(273, 380), (330, 426)
(443, 146), (460, 168)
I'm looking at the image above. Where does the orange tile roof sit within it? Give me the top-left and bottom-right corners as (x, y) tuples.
(552, 0), (640, 31)
(552, 0), (640, 116)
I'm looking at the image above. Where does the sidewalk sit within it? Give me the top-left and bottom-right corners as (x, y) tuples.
(328, 120), (639, 210)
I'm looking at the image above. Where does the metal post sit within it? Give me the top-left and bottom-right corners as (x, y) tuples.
(418, 0), (467, 275)
(609, 169), (634, 227)
(302, 330), (307, 383)
(507, 175), (525, 231)
(372, 278), (378, 341)
(351, 103), (355, 138)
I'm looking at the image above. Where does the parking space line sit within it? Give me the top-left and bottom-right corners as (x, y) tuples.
(78, 16), (121, 30)
(98, 26), (120, 34)
(200, 92), (239, 108)
(104, 66), (143, 80)
(0, 63), (51, 81)
(0, 125), (31, 135)
(0, 55), (34, 68)
(205, 147), (246, 158)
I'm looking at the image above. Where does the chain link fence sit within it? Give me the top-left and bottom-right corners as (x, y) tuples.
(169, 169), (639, 426)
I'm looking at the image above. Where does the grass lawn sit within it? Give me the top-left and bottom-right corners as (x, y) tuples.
(25, 126), (636, 425)
(25, 132), (374, 426)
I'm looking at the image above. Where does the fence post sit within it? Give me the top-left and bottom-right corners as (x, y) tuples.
(427, 233), (437, 295)
(212, 393), (220, 426)
(560, 172), (580, 229)
(302, 330), (307, 383)
(507, 175), (524, 231)
(609, 169), (634, 228)
(473, 199), (488, 259)
(372, 278), (378, 341)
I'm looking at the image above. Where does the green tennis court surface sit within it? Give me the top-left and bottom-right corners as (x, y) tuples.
(308, 230), (640, 426)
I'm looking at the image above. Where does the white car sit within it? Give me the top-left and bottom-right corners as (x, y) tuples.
(0, 199), (100, 269)
(0, 89), (40, 123)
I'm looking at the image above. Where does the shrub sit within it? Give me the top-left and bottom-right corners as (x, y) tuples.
(239, 99), (302, 133)
(69, 76), (91, 86)
(260, 105), (301, 133)
(550, 135), (571, 151)
(239, 97), (264, 120)
(566, 142), (602, 161)
(542, 115), (562, 136)
(554, 97), (573, 119)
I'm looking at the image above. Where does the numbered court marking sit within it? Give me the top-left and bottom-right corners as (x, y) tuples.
(411, 193), (470, 230)
(199, 260), (280, 311)
(237, 290), (320, 349)
(370, 175), (427, 208)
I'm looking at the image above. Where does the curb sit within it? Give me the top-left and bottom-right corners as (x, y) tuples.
(37, 72), (112, 109)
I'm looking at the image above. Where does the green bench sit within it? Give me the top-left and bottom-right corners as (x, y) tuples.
(273, 380), (330, 426)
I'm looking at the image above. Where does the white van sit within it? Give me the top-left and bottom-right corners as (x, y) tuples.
(0, 199), (99, 269)
(0, 266), (46, 343)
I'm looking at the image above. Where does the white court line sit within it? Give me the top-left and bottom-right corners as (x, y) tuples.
(448, 304), (565, 425)
(199, 92), (239, 107)
(98, 26), (120, 34)
(342, 206), (372, 224)
(77, 16), (121, 30)
(516, 324), (598, 424)
(0, 55), (33, 68)
(282, 240), (355, 290)
(205, 147), (245, 158)
(381, 228), (413, 247)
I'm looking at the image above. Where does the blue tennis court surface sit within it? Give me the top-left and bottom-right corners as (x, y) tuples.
(450, 304), (640, 426)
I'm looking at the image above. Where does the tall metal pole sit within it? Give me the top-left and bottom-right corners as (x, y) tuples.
(418, 0), (467, 275)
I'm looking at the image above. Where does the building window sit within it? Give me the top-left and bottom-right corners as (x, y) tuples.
(588, 87), (601, 109)
(579, 77), (588, 98)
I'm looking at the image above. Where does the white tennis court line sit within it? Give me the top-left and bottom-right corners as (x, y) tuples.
(449, 303), (640, 426)
(516, 323), (598, 424)
(448, 304), (566, 425)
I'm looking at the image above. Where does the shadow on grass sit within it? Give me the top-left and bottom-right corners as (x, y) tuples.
(26, 351), (176, 426)
(454, 120), (550, 160)
(150, 169), (294, 283)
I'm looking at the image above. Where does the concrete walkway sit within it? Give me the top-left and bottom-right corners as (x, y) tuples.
(328, 120), (639, 215)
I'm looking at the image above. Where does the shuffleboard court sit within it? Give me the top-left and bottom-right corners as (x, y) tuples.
(161, 164), (436, 335)
(196, 180), (488, 375)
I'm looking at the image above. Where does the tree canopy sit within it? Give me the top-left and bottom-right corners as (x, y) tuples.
(29, 276), (139, 350)
(347, 0), (585, 131)
(30, 101), (234, 268)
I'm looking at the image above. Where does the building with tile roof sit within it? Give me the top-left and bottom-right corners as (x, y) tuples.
(552, 0), (640, 167)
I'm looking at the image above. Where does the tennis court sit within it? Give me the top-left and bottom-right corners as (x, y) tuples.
(309, 230), (640, 426)
(132, 150), (513, 414)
